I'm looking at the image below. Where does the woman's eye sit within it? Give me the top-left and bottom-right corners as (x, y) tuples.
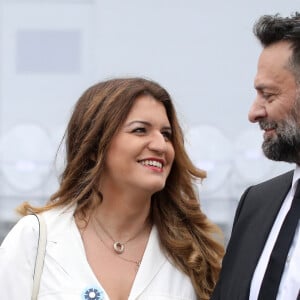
(132, 127), (146, 134)
(162, 131), (172, 141)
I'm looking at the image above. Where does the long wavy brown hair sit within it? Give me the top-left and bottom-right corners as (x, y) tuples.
(18, 77), (224, 299)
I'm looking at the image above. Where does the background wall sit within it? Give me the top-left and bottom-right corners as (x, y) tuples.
(0, 0), (297, 243)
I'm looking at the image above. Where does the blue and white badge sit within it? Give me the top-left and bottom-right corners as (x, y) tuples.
(82, 287), (104, 300)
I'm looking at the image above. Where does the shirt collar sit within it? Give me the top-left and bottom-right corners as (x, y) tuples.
(292, 165), (300, 193)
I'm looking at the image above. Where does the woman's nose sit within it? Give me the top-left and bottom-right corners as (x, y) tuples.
(148, 132), (167, 153)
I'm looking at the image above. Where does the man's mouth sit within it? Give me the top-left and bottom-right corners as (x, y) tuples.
(259, 120), (277, 132)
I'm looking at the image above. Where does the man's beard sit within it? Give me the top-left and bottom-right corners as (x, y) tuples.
(259, 109), (300, 164)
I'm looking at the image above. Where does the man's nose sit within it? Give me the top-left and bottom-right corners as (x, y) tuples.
(248, 97), (266, 123)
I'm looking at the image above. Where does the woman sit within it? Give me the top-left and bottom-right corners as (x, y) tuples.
(0, 77), (224, 300)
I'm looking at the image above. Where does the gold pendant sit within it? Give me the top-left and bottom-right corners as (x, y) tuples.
(113, 242), (125, 254)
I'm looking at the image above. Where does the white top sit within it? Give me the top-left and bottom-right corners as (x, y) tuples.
(0, 205), (197, 300)
(250, 167), (300, 300)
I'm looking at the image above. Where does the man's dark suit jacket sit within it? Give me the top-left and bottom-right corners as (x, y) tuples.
(211, 170), (294, 300)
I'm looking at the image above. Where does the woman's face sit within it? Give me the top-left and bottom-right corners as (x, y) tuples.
(102, 94), (175, 196)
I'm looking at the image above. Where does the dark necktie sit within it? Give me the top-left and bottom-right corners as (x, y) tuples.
(258, 180), (300, 300)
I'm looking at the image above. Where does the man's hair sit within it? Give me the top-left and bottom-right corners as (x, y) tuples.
(253, 12), (300, 81)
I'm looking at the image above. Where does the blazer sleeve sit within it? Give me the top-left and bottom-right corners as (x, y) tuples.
(0, 215), (39, 299)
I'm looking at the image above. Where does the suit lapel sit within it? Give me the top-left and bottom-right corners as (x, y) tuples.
(251, 171), (293, 252)
(238, 171), (293, 298)
(219, 171), (294, 299)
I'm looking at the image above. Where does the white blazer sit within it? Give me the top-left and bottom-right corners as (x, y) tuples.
(0, 205), (197, 300)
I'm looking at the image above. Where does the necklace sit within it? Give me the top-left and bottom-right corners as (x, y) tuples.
(94, 216), (148, 254)
(92, 218), (144, 270)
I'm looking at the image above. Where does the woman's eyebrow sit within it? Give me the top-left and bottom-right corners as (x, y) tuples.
(124, 120), (172, 131)
(124, 120), (150, 127)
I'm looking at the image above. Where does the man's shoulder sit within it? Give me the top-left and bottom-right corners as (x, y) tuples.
(239, 170), (294, 209)
(251, 169), (294, 191)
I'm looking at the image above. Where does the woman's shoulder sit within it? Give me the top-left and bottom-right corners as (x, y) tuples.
(4, 214), (39, 240)
(1, 204), (76, 248)
(41, 204), (76, 223)
(39, 204), (77, 239)
(0, 214), (40, 259)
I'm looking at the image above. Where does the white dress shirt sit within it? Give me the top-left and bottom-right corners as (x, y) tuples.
(250, 166), (300, 300)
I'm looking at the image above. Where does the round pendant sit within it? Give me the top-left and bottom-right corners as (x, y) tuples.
(113, 241), (125, 254)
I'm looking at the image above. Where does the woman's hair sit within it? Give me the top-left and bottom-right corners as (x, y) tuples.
(18, 77), (224, 299)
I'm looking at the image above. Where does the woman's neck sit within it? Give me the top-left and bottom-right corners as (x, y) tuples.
(91, 192), (152, 241)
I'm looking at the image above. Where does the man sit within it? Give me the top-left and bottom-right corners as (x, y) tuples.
(211, 13), (300, 300)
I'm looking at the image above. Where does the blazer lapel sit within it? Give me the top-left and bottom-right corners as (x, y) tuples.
(46, 217), (89, 280)
(45, 207), (100, 287)
(128, 226), (167, 299)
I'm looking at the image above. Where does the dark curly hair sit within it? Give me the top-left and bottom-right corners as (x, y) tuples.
(253, 12), (300, 81)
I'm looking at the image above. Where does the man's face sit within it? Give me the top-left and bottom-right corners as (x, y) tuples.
(248, 41), (300, 163)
